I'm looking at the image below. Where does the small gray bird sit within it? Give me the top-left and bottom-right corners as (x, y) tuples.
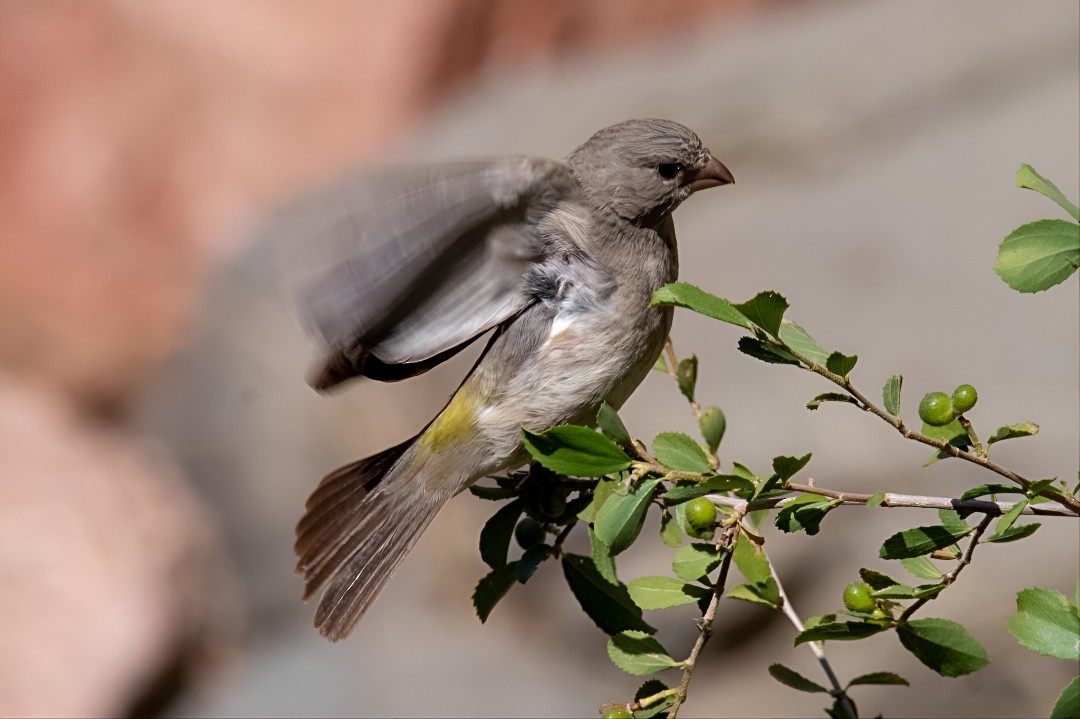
(289, 118), (733, 640)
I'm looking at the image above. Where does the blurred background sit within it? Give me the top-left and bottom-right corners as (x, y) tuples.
(1, 1), (1077, 716)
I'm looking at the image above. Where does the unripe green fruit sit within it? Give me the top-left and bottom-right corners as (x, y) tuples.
(686, 497), (717, 533)
(514, 517), (546, 549)
(600, 707), (632, 719)
(951, 384), (978, 414)
(540, 487), (567, 519)
(842, 581), (875, 613)
(918, 391), (955, 426)
(869, 607), (893, 626)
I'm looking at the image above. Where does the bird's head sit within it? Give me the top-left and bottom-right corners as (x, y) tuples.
(567, 118), (733, 225)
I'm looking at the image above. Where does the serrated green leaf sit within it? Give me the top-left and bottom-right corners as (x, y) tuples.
(672, 543), (723, 581)
(987, 422), (1040, 446)
(897, 618), (989, 677)
(734, 291), (789, 337)
(1016, 164), (1080, 221)
(523, 425), (631, 476)
(589, 525), (619, 585)
(698, 405), (726, 454)
(738, 336), (800, 365)
(515, 544), (549, 584)
(984, 522), (1041, 543)
(867, 491), (886, 508)
(578, 477), (618, 523)
(607, 631), (679, 676)
(663, 475), (755, 505)
(659, 510), (682, 548)
(847, 671), (910, 688)
(860, 568), (902, 591)
(825, 351), (858, 377)
(995, 219), (1080, 293)
(777, 320), (830, 365)
(727, 578), (782, 608)
(768, 663), (829, 693)
(653, 432), (712, 474)
(806, 392), (858, 410)
(733, 533), (772, 584)
(676, 356), (698, 404)
(597, 403), (632, 447)
(595, 479), (659, 555)
(775, 495), (838, 535)
(473, 563), (519, 622)
(773, 453), (812, 482)
(883, 375), (903, 416)
(879, 524), (973, 559)
(900, 556), (943, 580)
(938, 509), (970, 533)
(628, 575), (710, 610)
(872, 582), (945, 600)
(469, 484), (517, 500)
(795, 621), (887, 645)
(651, 282), (752, 329)
(1008, 587), (1080, 660)
(994, 499), (1029, 535)
(479, 499), (524, 569)
(1051, 675), (1080, 719)
(959, 484), (1025, 501)
(561, 554), (653, 636)
(922, 419), (972, 465)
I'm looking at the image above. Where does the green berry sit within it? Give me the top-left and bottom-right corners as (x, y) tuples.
(951, 384), (978, 414)
(869, 607), (894, 626)
(842, 581), (875, 613)
(918, 391), (954, 426)
(514, 517), (545, 549)
(540, 486), (567, 519)
(686, 497), (717, 533)
(600, 706), (633, 719)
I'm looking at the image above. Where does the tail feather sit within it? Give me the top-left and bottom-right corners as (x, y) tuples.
(295, 436), (447, 641)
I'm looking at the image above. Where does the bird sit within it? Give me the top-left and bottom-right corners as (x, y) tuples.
(287, 118), (734, 640)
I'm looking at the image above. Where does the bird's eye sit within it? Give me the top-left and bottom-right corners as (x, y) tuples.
(657, 163), (682, 179)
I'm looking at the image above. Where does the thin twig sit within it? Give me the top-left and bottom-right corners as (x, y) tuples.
(898, 513), (994, 622)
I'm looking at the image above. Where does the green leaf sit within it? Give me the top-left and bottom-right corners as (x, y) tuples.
(628, 575), (710, 610)
(773, 453), (812, 482)
(1008, 587), (1080, 660)
(728, 578), (782, 609)
(984, 522), (1041, 543)
(589, 525), (619, 585)
(900, 556), (943, 580)
(825, 351), (858, 377)
(473, 563), (519, 622)
(795, 622), (887, 645)
(806, 392), (858, 410)
(872, 582), (945, 600)
(663, 475), (755, 505)
(938, 508), (970, 533)
(561, 554), (653, 635)
(738, 336), (800, 365)
(578, 477), (618, 523)
(921, 419), (972, 465)
(883, 375), (903, 416)
(879, 524), (973, 559)
(987, 422), (1040, 446)
(650, 282), (751, 329)
(768, 663), (829, 694)
(597, 403), (632, 447)
(860, 568), (902, 591)
(515, 544), (548, 584)
(652, 353), (668, 373)
(479, 499), (524, 569)
(698, 405), (726, 454)
(995, 219), (1080, 293)
(659, 510), (682, 548)
(733, 533), (772, 584)
(994, 499), (1028, 535)
(897, 618), (989, 677)
(672, 543), (723, 581)
(469, 484), (517, 500)
(960, 484), (1026, 501)
(633, 679), (675, 719)
(777, 320), (830, 365)
(595, 479), (659, 555)
(607, 631), (679, 676)
(523, 425), (631, 476)
(653, 432), (712, 474)
(1051, 675), (1080, 719)
(676, 356), (698, 404)
(847, 671), (910, 688)
(775, 495), (839, 535)
(734, 291), (789, 337)
(1016, 163), (1080, 221)
(866, 491), (886, 508)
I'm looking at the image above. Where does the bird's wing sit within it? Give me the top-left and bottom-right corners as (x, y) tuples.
(271, 157), (577, 388)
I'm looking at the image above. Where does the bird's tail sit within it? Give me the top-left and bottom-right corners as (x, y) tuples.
(294, 435), (448, 641)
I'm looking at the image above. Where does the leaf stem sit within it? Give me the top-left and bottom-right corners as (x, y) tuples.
(957, 415), (985, 458)
(897, 513), (994, 623)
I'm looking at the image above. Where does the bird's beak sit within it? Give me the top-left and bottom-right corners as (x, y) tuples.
(687, 156), (734, 193)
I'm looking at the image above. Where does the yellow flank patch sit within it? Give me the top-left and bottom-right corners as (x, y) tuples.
(419, 388), (480, 454)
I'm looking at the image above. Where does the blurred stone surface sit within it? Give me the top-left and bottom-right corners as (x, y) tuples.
(141, 1), (1078, 717)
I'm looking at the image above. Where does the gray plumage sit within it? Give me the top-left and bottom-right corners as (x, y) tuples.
(287, 118), (733, 640)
